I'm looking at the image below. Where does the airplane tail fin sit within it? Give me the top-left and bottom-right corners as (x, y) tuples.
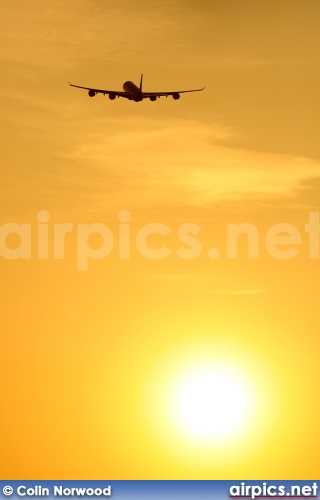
(140, 74), (143, 92)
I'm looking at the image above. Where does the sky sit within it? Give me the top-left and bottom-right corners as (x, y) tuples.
(1, 0), (320, 479)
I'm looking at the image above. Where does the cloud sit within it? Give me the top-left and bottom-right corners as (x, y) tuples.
(57, 116), (320, 212)
(292, 176), (320, 209)
(0, 0), (182, 74)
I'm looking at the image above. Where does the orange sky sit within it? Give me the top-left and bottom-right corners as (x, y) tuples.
(1, 0), (320, 479)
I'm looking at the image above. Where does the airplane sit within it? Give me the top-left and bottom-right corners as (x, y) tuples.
(69, 74), (205, 102)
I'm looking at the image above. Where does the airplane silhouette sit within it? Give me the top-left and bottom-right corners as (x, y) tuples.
(69, 74), (205, 102)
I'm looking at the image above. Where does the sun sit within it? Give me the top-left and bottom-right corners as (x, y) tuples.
(145, 337), (277, 468)
(168, 362), (256, 444)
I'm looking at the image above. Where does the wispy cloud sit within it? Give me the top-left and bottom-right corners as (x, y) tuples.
(56, 116), (320, 211)
(0, 0), (182, 74)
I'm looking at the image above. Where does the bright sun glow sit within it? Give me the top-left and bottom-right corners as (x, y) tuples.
(146, 338), (277, 466)
(169, 363), (255, 444)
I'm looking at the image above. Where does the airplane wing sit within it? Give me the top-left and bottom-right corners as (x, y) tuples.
(143, 87), (206, 98)
(69, 82), (130, 98)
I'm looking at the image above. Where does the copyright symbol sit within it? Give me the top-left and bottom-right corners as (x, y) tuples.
(3, 487), (13, 496)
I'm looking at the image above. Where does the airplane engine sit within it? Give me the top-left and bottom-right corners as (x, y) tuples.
(133, 95), (143, 102)
(173, 93), (180, 100)
(149, 96), (157, 101)
(88, 89), (96, 97)
(109, 93), (116, 100)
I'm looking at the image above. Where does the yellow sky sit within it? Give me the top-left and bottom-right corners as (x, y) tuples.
(1, 0), (320, 479)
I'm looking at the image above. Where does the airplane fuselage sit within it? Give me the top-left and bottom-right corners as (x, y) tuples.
(123, 81), (143, 101)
